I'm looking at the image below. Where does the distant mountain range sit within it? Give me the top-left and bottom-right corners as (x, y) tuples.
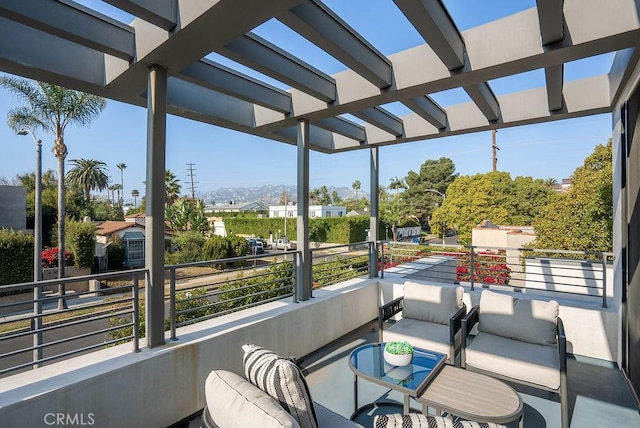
(195, 184), (369, 205)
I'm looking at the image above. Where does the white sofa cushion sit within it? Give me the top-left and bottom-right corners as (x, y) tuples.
(465, 333), (561, 390)
(384, 318), (452, 358)
(402, 282), (463, 325)
(478, 290), (559, 346)
(205, 370), (301, 428)
(373, 414), (506, 427)
(243, 346), (318, 428)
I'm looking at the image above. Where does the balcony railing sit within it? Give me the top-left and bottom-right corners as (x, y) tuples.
(165, 252), (297, 340)
(0, 269), (144, 377)
(380, 241), (613, 307)
(310, 241), (374, 290)
(0, 241), (614, 378)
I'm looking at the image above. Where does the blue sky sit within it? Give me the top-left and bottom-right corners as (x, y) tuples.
(0, 1), (613, 199)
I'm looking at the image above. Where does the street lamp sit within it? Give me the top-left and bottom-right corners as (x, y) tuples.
(18, 129), (42, 281)
(17, 128), (43, 367)
(425, 189), (446, 245)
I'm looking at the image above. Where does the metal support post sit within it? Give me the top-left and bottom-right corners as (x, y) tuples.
(170, 268), (177, 340)
(145, 64), (168, 348)
(370, 147), (380, 278)
(296, 119), (311, 301)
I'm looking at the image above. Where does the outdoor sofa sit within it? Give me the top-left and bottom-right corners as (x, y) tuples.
(379, 281), (466, 365)
(461, 290), (568, 428)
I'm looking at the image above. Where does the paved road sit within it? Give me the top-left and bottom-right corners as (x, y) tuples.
(0, 316), (113, 378)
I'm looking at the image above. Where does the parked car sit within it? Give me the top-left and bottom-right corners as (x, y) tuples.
(273, 237), (296, 251)
(247, 238), (265, 255)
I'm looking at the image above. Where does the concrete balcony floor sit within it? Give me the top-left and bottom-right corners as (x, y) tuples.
(179, 319), (639, 428)
(299, 322), (640, 428)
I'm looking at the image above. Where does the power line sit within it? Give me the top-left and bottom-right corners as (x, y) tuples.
(186, 163), (198, 199)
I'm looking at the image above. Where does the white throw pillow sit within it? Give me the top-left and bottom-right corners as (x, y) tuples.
(243, 345), (318, 428)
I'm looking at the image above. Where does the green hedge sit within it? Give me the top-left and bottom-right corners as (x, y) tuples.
(66, 219), (96, 269)
(224, 215), (390, 244)
(0, 229), (33, 286)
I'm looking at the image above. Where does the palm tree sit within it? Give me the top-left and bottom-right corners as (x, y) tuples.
(165, 169), (181, 206)
(352, 180), (361, 200)
(544, 177), (559, 188)
(131, 189), (140, 207)
(66, 159), (109, 201)
(116, 163), (127, 204)
(108, 184), (118, 205)
(0, 77), (106, 310)
(389, 177), (405, 197)
(113, 184), (123, 206)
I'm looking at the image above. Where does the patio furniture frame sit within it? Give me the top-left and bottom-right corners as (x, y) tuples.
(379, 296), (466, 365)
(461, 305), (568, 428)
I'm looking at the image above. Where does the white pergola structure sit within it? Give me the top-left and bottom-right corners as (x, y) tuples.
(2, 0), (640, 398)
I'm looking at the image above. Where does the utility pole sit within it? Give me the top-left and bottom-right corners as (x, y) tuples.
(491, 129), (499, 172)
(186, 163), (198, 199)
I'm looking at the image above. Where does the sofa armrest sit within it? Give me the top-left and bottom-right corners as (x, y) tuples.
(461, 305), (479, 369)
(379, 296), (404, 342)
(448, 303), (467, 365)
(557, 317), (569, 428)
(557, 317), (567, 372)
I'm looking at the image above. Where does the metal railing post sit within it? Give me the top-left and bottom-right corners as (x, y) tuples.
(601, 252), (608, 308)
(170, 268), (177, 340)
(32, 282), (43, 368)
(368, 241), (373, 279)
(133, 273), (140, 352)
(469, 246), (475, 291)
(293, 252), (299, 302)
(380, 242), (385, 279)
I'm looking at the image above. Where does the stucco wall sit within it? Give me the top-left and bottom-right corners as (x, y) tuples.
(0, 186), (26, 231)
(0, 278), (380, 428)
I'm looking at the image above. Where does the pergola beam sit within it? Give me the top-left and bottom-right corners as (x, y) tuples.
(536, 0), (564, 45)
(0, 0), (135, 60)
(394, 0), (465, 70)
(352, 107), (404, 137)
(104, 0), (177, 31)
(545, 65), (564, 111)
(314, 116), (366, 142)
(178, 59), (292, 113)
(403, 96), (448, 129)
(278, 0), (393, 88)
(463, 83), (501, 122)
(220, 32), (336, 102)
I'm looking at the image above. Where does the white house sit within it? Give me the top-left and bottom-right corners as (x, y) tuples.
(95, 218), (172, 269)
(268, 204), (346, 218)
(206, 201), (268, 213)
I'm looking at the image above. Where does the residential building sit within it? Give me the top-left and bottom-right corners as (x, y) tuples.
(472, 220), (537, 250)
(207, 201), (268, 213)
(269, 204), (346, 218)
(0, 186), (26, 232)
(95, 218), (172, 269)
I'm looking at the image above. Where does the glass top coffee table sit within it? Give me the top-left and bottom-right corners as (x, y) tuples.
(348, 342), (446, 416)
(348, 342), (523, 427)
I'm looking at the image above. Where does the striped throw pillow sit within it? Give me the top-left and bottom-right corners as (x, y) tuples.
(243, 345), (318, 428)
(374, 414), (507, 428)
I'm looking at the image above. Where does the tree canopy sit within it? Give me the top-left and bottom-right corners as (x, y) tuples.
(430, 171), (554, 243)
(400, 157), (458, 225)
(66, 158), (109, 201)
(531, 140), (612, 252)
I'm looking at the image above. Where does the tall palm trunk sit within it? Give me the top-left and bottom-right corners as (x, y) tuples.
(54, 137), (68, 310)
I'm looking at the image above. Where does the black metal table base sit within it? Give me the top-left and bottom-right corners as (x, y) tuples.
(350, 401), (412, 424)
